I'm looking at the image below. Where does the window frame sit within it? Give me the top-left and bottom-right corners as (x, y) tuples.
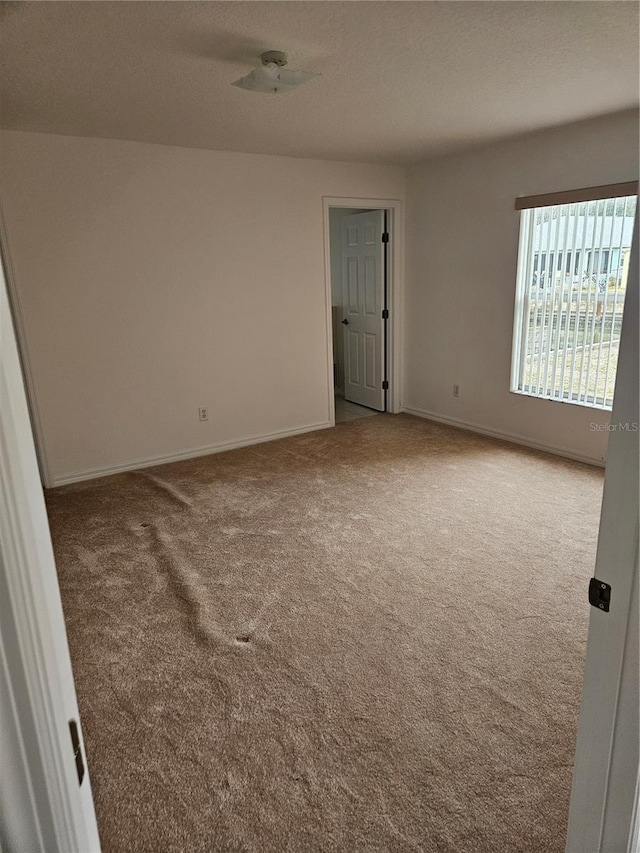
(511, 184), (637, 411)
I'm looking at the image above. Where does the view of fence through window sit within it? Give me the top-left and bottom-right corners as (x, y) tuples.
(512, 193), (636, 410)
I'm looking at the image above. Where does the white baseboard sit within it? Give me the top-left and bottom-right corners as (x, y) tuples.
(51, 421), (332, 487)
(401, 406), (605, 468)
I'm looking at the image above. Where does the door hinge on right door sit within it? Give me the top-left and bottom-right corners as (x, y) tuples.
(382, 380), (389, 390)
(68, 720), (85, 785)
(381, 232), (389, 244)
(382, 309), (389, 319)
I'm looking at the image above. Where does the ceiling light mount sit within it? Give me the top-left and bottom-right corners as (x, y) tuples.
(260, 51), (287, 68)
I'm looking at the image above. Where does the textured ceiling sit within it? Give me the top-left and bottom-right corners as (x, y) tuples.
(1, 1), (638, 165)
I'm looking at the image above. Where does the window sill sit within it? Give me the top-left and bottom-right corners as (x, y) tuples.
(510, 388), (613, 412)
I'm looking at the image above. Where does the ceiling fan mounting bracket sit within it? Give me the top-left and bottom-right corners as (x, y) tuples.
(260, 51), (287, 68)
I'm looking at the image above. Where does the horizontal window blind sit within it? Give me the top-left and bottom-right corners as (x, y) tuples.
(511, 192), (636, 410)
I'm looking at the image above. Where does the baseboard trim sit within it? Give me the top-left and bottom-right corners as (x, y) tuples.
(401, 406), (605, 468)
(51, 421), (333, 487)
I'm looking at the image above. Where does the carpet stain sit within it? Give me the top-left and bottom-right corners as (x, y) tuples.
(46, 414), (603, 853)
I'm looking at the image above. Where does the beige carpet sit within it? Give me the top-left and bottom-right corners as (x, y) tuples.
(46, 414), (603, 853)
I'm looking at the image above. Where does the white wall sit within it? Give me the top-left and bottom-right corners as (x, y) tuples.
(404, 109), (639, 465)
(0, 131), (404, 485)
(2, 113), (636, 483)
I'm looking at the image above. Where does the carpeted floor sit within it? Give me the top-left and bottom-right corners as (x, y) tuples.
(46, 414), (604, 853)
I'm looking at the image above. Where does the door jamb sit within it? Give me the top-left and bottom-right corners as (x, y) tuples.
(565, 212), (639, 852)
(322, 197), (404, 425)
(0, 258), (101, 851)
(0, 203), (54, 488)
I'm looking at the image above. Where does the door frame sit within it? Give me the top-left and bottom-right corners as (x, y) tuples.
(565, 212), (639, 852)
(0, 250), (101, 850)
(0, 203), (54, 488)
(323, 197), (404, 424)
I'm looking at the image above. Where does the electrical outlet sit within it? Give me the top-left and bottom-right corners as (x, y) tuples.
(453, 384), (460, 398)
(198, 407), (209, 422)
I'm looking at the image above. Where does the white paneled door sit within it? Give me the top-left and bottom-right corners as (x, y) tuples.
(341, 210), (385, 411)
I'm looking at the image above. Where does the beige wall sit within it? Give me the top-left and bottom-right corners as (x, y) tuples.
(404, 109), (639, 465)
(2, 111), (636, 484)
(0, 131), (405, 484)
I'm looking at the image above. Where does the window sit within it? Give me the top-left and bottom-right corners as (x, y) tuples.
(511, 188), (636, 410)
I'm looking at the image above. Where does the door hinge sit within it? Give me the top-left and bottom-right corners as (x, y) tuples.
(69, 719), (85, 785)
(588, 577), (611, 612)
(381, 232), (389, 244)
(382, 308), (389, 320)
(382, 380), (389, 390)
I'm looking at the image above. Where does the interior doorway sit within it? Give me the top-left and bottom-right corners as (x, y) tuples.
(328, 206), (388, 423)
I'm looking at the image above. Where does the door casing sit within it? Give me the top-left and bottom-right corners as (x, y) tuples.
(323, 196), (404, 425)
(0, 245), (101, 851)
(565, 212), (639, 853)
